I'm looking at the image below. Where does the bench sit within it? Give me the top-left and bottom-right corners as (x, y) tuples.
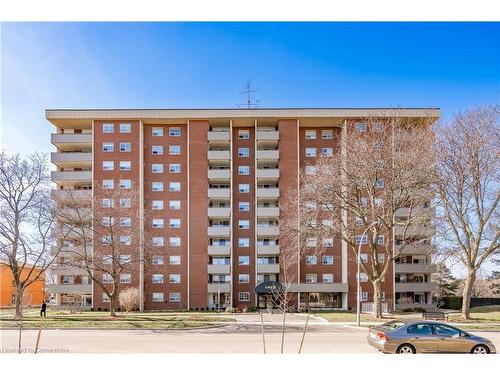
(422, 311), (448, 321)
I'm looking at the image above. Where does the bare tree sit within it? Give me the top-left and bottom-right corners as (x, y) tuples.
(434, 105), (500, 319)
(0, 152), (64, 318)
(119, 287), (141, 312)
(295, 117), (436, 318)
(54, 186), (152, 316)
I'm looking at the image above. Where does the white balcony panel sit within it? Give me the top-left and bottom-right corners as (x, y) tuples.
(52, 190), (91, 202)
(51, 133), (92, 151)
(256, 169), (279, 180)
(394, 225), (436, 238)
(51, 266), (88, 276)
(208, 169), (231, 180)
(208, 189), (231, 198)
(256, 131), (279, 141)
(257, 207), (280, 217)
(395, 206), (436, 218)
(288, 283), (348, 293)
(208, 131), (230, 142)
(394, 282), (436, 293)
(47, 283), (92, 294)
(256, 188), (280, 199)
(257, 264), (280, 274)
(51, 152), (92, 167)
(207, 264), (231, 274)
(207, 283), (231, 293)
(256, 150), (279, 160)
(395, 263), (436, 274)
(207, 150), (230, 160)
(257, 226), (280, 236)
(207, 245), (231, 256)
(51, 245), (91, 256)
(208, 207), (231, 218)
(207, 226), (231, 236)
(256, 245), (280, 255)
(51, 171), (92, 184)
(395, 303), (434, 311)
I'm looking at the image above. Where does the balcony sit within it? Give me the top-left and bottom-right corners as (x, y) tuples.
(256, 150), (279, 160)
(256, 169), (279, 180)
(50, 265), (87, 276)
(257, 226), (280, 236)
(257, 207), (279, 218)
(208, 283), (231, 293)
(395, 206), (436, 219)
(394, 225), (436, 238)
(47, 283), (92, 294)
(57, 207), (92, 223)
(207, 264), (231, 274)
(51, 133), (92, 151)
(51, 171), (92, 184)
(256, 131), (279, 142)
(257, 264), (280, 274)
(208, 188), (231, 198)
(256, 188), (280, 199)
(396, 242), (434, 255)
(207, 245), (231, 256)
(207, 226), (231, 236)
(208, 207), (231, 218)
(51, 152), (92, 168)
(288, 283), (348, 293)
(208, 131), (230, 142)
(52, 189), (91, 202)
(394, 282), (436, 293)
(208, 169), (231, 180)
(257, 245), (280, 255)
(51, 226), (90, 240)
(51, 245), (91, 256)
(207, 150), (230, 160)
(395, 263), (436, 274)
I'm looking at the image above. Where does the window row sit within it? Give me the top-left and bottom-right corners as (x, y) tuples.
(103, 292), (181, 303)
(305, 147), (333, 157)
(304, 255), (335, 265)
(304, 129), (334, 140)
(102, 142), (132, 152)
(152, 219), (182, 229)
(102, 123), (132, 134)
(102, 179), (132, 189)
(304, 273), (336, 283)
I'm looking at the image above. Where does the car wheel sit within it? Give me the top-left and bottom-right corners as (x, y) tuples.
(471, 345), (489, 354)
(397, 344), (416, 354)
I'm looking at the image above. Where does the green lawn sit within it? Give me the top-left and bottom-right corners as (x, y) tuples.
(447, 305), (500, 323)
(0, 309), (236, 329)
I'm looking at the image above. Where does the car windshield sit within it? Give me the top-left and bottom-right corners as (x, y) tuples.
(381, 321), (406, 331)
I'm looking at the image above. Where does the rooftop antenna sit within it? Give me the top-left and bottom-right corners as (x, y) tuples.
(239, 79), (260, 108)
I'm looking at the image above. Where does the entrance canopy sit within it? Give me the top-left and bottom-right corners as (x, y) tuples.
(254, 281), (284, 294)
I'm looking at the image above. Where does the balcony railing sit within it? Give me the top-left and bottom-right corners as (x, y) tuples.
(208, 188), (231, 198)
(256, 131), (279, 142)
(257, 207), (279, 217)
(208, 169), (231, 180)
(47, 283), (92, 294)
(208, 131), (230, 142)
(207, 264), (231, 274)
(208, 207), (231, 218)
(395, 263), (436, 273)
(207, 226), (231, 236)
(256, 188), (280, 198)
(256, 169), (279, 180)
(207, 283), (231, 293)
(51, 171), (92, 184)
(207, 245), (231, 256)
(256, 226), (280, 236)
(256, 245), (280, 255)
(256, 150), (279, 160)
(394, 282), (436, 293)
(256, 263), (280, 274)
(207, 150), (231, 160)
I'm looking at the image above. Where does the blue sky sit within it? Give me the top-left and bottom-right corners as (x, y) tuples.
(1, 22), (499, 154)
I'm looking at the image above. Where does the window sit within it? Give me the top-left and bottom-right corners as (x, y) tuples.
(323, 238), (334, 247)
(239, 274), (250, 283)
(239, 184), (250, 193)
(238, 220), (250, 229)
(101, 236), (112, 245)
(305, 130), (316, 139)
(169, 127), (181, 137)
(169, 255), (181, 265)
(238, 166), (250, 175)
(322, 219), (333, 228)
(102, 273), (113, 283)
(360, 197), (368, 208)
(305, 166), (316, 175)
(434, 324), (461, 337)
(102, 198), (113, 208)
(102, 217), (113, 227)
(321, 147), (333, 157)
(102, 123), (114, 133)
(306, 238), (317, 247)
(357, 273), (368, 282)
(152, 164), (164, 173)
(152, 145), (163, 155)
(238, 148), (249, 157)
(102, 142), (114, 152)
(152, 219), (164, 229)
(102, 293), (111, 303)
(119, 123), (131, 133)
(238, 292), (250, 302)
(120, 273), (132, 283)
(169, 237), (181, 247)
(373, 123), (384, 132)
(152, 182), (164, 192)
(322, 274), (334, 283)
(152, 200), (164, 210)
(306, 256), (317, 265)
(375, 198), (383, 208)
(238, 130), (249, 139)
(355, 235), (368, 244)
(305, 148), (316, 157)
(119, 255), (131, 264)
(120, 217), (131, 227)
(169, 292), (181, 302)
(322, 255), (334, 265)
(169, 182), (181, 192)
(152, 127), (163, 137)
(375, 179), (384, 189)
(169, 200), (181, 210)
(361, 291), (368, 302)
(169, 219), (181, 228)
(238, 238), (249, 247)
(102, 161), (114, 171)
(120, 198), (131, 208)
(360, 254), (368, 264)
(355, 217), (363, 226)
(102, 179), (114, 189)
(377, 235), (385, 245)
(305, 274), (317, 283)
(322, 130), (333, 139)
(120, 142), (131, 152)
(152, 274), (164, 284)
(152, 293), (164, 302)
(377, 253), (385, 264)
(355, 122), (367, 132)
(152, 237), (164, 246)
(120, 161), (131, 171)
(169, 274), (181, 283)
(169, 164), (181, 173)
(169, 145), (181, 155)
(407, 324), (433, 336)
(119, 179), (131, 189)
(239, 202), (250, 211)
(239, 256), (250, 265)
(152, 255), (164, 265)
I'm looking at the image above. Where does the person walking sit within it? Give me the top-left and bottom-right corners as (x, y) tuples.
(40, 301), (47, 317)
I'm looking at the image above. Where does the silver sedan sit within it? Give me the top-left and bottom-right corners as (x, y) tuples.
(367, 320), (497, 354)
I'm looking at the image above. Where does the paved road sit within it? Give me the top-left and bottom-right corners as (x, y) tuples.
(1, 313), (499, 354)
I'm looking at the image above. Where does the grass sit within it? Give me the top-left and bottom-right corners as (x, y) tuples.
(0, 309), (236, 329)
(447, 305), (500, 323)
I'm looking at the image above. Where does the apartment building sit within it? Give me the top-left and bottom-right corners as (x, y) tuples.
(47, 108), (438, 311)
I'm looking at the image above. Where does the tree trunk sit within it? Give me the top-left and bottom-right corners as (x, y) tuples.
(14, 288), (23, 319)
(372, 279), (383, 318)
(280, 309), (286, 354)
(109, 294), (117, 317)
(461, 270), (476, 320)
